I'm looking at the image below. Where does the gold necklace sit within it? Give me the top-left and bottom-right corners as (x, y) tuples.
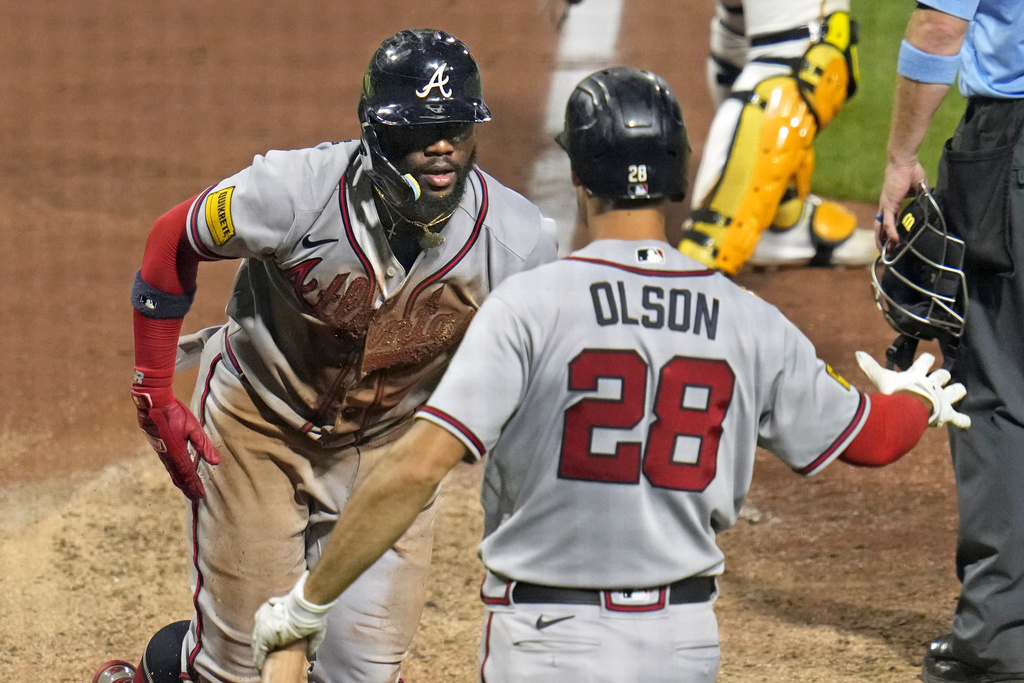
(375, 187), (452, 249)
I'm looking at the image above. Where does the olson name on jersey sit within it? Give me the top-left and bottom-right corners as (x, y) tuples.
(588, 280), (720, 339)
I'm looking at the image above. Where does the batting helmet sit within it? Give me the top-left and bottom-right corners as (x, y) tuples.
(556, 66), (690, 202)
(358, 29), (491, 206)
(871, 183), (968, 361)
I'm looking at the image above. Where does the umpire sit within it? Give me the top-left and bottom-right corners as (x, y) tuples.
(877, 2), (1024, 681)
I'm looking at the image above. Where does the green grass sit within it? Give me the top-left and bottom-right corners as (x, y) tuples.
(811, 0), (967, 203)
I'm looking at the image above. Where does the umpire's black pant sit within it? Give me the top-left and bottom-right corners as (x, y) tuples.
(938, 95), (1024, 674)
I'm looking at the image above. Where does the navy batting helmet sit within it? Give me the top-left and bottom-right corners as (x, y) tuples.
(871, 183), (968, 368)
(359, 29), (491, 206)
(556, 67), (690, 202)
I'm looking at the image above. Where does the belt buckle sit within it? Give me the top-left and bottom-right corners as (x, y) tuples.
(602, 587), (667, 612)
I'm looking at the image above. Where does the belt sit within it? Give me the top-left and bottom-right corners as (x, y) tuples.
(512, 576), (715, 606)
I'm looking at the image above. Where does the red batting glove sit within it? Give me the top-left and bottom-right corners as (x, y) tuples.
(131, 387), (221, 500)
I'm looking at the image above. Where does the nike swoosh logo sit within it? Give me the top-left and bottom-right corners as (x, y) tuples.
(301, 235), (339, 249)
(535, 614), (575, 630)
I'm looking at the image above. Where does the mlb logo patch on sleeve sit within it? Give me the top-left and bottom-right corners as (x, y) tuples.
(205, 186), (236, 245)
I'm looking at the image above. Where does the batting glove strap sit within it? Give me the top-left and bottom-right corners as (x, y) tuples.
(252, 572), (337, 672)
(855, 351), (971, 429)
(131, 385), (174, 410)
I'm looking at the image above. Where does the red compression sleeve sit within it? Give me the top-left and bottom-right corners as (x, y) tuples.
(140, 194), (203, 293)
(839, 393), (930, 467)
(134, 195), (204, 393)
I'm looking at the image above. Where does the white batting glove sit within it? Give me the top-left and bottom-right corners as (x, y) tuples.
(855, 351), (971, 429)
(251, 571), (336, 673)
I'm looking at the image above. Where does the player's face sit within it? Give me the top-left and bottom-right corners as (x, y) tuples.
(381, 122), (477, 222)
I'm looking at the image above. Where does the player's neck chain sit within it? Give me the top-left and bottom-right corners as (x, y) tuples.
(374, 187), (449, 250)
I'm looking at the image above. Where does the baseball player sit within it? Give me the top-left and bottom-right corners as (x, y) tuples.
(249, 66), (970, 682)
(678, 0), (878, 274)
(91, 28), (557, 683)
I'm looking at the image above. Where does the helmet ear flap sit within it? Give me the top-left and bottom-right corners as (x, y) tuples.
(871, 183), (968, 350)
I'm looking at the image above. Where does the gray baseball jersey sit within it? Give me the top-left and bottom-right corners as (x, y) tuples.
(418, 238), (867, 589)
(185, 140), (558, 444)
(179, 140), (558, 683)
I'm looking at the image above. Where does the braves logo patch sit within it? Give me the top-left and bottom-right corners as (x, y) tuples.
(205, 186), (236, 246)
(416, 63), (452, 99)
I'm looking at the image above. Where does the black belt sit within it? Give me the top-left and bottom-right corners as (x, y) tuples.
(512, 576), (715, 606)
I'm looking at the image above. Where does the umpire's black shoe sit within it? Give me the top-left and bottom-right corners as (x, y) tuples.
(921, 634), (1024, 683)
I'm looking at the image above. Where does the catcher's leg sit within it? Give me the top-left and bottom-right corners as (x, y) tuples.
(706, 0), (747, 106)
(679, 71), (819, 274)
(679, 11), (860, 274)
(748, 188), (877, 268)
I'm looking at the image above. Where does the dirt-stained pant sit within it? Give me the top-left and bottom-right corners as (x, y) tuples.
(181, 330), (436, 683)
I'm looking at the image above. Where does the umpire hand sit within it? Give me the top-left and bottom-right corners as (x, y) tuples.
(856, 351), (971, 429)
(131, 386), (221, 500)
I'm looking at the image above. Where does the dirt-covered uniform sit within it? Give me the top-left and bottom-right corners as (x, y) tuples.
(177, 140), (556, 683)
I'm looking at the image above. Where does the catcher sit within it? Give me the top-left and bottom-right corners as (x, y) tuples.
(678, 0), (877, 273)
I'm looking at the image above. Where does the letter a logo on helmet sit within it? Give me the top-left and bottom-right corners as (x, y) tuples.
(417, 63), (453, 99)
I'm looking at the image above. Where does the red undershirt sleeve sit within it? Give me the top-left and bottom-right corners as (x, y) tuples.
(140, 194), (203, 293)
(133, 195), (206, 393)
(839, 392), (931, 467)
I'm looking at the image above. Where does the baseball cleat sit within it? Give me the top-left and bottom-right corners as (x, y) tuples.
(91, 660), (136, 683)
(749, 194), (878, 269)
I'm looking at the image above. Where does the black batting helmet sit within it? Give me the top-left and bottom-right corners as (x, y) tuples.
(556, 67), (690, 202)
(358, 29), (491, 206)
(871, 183), (968, 356)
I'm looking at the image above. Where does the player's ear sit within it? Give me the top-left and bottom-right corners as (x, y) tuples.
(570, 171), (583, 188)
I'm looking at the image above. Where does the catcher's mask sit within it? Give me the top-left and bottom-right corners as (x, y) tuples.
(871, 183), (968, 369)
(556, 66), (690, 202)
(358, 29), (491, 207)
